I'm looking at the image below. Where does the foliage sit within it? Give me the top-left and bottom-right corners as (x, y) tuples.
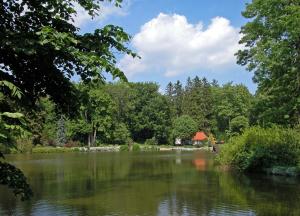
(56, 115), (66, 147)
(0, 161), (33, 201)
(120, 145), (129, 152)
(67, 83), (116, 147)
(182, 77), (214, 130)
(15, 138), (34, 153)
(0, 81), (27, 143)
(107, 82), (172, 144)
(132, 143), (141, 152)
(32, 147), (75, 154)
(0, 80), (32, 200)
(171, 115), (198, 140)
(236, 0), (300, 126)
(0, 0), (136, 112)
(212, 83), (253, 133)
(217, 126), (300, 172)
(64, 140), (81, 148)
(144, 137), (158, 146)
(230, 116), (249, 134)
(119, 143), (141, 152)
(112, 123), (130, 144)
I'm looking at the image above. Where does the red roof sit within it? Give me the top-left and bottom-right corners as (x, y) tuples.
(192, 132), (207, 141)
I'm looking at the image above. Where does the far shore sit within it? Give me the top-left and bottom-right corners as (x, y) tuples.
(77, 146), (213, 152)
(5, 145), (214, 154)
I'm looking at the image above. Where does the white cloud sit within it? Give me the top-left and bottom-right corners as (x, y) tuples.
(119, 13), (242, 78)
(73, 1), (131, 27)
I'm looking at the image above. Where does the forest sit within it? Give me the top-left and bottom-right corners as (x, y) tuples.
(1, 77), (253, 151)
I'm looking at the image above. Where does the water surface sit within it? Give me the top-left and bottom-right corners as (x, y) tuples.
(0, 151), (299, 216)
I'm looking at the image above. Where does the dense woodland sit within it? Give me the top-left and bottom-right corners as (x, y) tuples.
(0, 0), (300, 200)
(3, 78), (253, 149)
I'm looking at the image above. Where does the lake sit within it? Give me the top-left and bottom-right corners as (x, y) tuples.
(0, 151), (299, 216)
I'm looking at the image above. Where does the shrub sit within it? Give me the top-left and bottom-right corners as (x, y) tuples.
(120, 145), (129, 152)
(0, 144), (11, 154)
(16, 138), (33, 153)
(144, 137), (158, 145)
(132, 143), (141, 152)
(64, 140), (81, 148)
(120, 143), (141, 152)
(217, 126), (300, 172)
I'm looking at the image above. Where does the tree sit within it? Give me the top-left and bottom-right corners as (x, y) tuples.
(165, 82), (174, 98)
(230, 116), (249, 134)
(67, 83), (116, 147)
(56, 115), (66, 146)
(182, 77), (214, 131)
(213, 83), (253, 132)
(142, 95), (172, 144)
(104, 82), (131, 122)
(112, 123), (130, 145)
(173, 80), (183, 117)
(0, 81), (32, 200)
(0, 0), (136, 112)
(0, 81), (25, 144)
(236, 0), (300, 126)
(125, 82), (160, 141)
(171, 115), (198, 141)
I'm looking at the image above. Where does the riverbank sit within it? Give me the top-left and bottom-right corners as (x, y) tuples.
(23, 145), (213, 154)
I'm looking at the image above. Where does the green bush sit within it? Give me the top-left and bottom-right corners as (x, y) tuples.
(120, 145), (129, 152)
(217, 126), (300, 172)
(132, 143), (141, 152)
(120, 143), (141, 152)
(0, 144), (11, 154)
(144, 137), (158, 145)
(15, 138), (33, 153)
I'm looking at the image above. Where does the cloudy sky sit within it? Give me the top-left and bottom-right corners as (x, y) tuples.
(75, 0), (256, 93)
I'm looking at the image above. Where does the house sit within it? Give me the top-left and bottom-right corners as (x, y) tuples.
(175, 138), (182, 145)
(192, 131), (208, 145)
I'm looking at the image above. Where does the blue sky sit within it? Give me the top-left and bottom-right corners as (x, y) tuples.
(76, 0), (256, 93)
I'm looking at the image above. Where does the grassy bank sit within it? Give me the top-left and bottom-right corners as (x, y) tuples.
(216, 126), (300, 176)
(32, 147), (79, 154)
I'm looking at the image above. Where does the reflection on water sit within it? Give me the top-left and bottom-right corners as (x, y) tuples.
(0, 151), (299, 216)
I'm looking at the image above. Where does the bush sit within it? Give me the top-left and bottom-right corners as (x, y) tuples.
(217, 126), (300, 172)
(120, 145), (129, 152)
(144, 137), (158, 145)
(16, 138), (33, 153)
(120, 143), (141, 152)
(0, 144), (11, 154)
(132, 143), (141, 152)
(64, 140), (81, 148)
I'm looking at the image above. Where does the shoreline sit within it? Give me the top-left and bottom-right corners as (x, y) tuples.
(78, 146), (213, 152)
(5, 145), (214, 154)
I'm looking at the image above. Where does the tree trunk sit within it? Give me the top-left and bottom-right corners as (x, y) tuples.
(92, 128), (97, 147)
(88, 134), (91, 150)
